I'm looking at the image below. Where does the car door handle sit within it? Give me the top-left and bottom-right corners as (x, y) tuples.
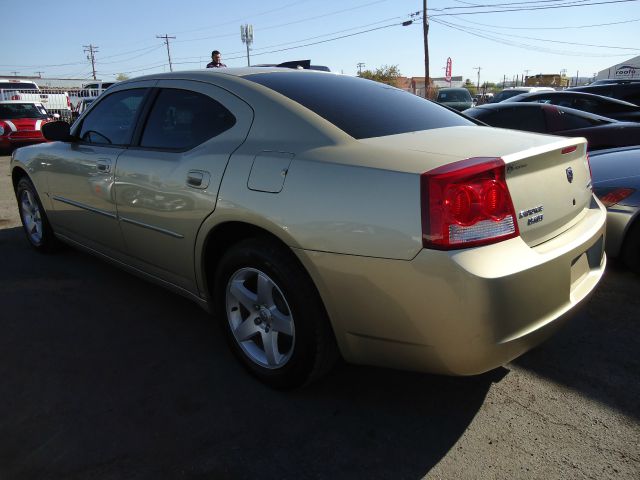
(186, 170), (210, 189)
(96, 158), (111, 173)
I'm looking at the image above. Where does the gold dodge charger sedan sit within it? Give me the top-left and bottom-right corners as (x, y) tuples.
(11, 69), (606, 388)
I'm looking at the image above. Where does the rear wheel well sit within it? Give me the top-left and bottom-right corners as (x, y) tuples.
(203, 222), (305, 298)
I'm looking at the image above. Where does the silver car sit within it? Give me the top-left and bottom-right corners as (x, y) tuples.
(590, 146), (640, 273)
(10, 69), (607, 388)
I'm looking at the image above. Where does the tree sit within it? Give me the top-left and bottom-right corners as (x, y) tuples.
(358, 65), (402, 86)
(464, 78), (477, 95)
(116, 73), (130, 81)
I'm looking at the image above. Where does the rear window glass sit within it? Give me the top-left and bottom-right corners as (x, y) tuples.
(0, 82), (38, 90)
(0, 103), (48, 119)
(245, 72), (473, 139)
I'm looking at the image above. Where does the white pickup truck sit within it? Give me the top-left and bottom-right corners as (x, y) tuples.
(0, 79), (72, 120)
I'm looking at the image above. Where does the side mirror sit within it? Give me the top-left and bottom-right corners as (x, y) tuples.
(42, 121), (73, 142)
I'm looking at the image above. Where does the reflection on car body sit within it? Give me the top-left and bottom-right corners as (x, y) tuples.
(11, 69), (606, 388)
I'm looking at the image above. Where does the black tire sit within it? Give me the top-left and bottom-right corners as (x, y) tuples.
(214, 237), (339, 389)
(620, 220), (640, 275)
(15, 176), (60, 252)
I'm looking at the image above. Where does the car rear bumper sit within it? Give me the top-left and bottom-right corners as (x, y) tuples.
(296, 199), (607, 375)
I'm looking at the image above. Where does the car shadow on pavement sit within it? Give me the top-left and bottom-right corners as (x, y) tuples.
(0, 227), (502, 480)
(512, 261), (640, 421)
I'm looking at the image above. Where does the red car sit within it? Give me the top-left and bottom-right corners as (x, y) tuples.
(0, 101), (52, 153)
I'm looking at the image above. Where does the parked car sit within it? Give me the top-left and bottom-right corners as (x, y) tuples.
(490, 87), (555, 103)
(569, 81), (640, 105)
(11, 69), (606, 388)
(436, 87), (473, 111)
(590, 146), (640, 273)
(463, 103), (640, 151)
(0, 101), (52, 153)
(588, 79), (640, 86)
(502, 90), (640, 122)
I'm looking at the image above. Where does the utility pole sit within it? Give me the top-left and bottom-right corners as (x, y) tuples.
(240, 24), (254, 67)
(83, 44), (98, 80)
(423, 0), (429, 98)
(10, 71), (19, 77)
(35, 71), (44, 78)
(156, 35), (176, 72)
(357, 62), (365, 75)
(474, 66), (481, 93)
(524, 69), (530, 84)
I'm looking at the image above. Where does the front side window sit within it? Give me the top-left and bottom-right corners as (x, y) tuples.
(78, 89), (146, 145)
(140, 88), (236, 150)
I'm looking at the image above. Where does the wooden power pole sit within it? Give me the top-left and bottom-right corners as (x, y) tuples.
(423, 0), (429, 98)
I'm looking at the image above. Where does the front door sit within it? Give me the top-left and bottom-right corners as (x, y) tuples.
(46, 87), (151, 253)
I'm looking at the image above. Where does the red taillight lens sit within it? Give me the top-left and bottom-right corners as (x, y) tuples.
(421, 157), (519, 249)
(66, 94), (71, 109)
(10, 95), (19, 100)
(597, 188), (635, 207)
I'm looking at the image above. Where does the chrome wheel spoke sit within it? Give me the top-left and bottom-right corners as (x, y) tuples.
(256, 273), (274, 306)
(269, 308), (293, 336)
(262, 330), (281, 366)
(229, 279), (258, 311)
(235, 316), (260, 342)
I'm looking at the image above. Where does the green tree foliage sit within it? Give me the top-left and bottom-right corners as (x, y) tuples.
(116, 73), (130, 81)
(358, 65), (402, 86)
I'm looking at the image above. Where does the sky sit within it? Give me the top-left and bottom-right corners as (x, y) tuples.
(1, 0), (639, 84)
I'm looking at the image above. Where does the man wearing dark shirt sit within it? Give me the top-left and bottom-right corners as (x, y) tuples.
(206, 50), (227, 68)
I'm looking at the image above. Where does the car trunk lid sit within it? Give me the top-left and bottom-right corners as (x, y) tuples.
(360, 126), (593, 247)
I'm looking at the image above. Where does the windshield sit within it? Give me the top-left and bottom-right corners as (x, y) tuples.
(437, 90), (471, 102)
(245, 72), (474, 139)
(0, 103), (48, 119)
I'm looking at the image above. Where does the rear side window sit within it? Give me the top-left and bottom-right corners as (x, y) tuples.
(547, 109), (610, 131)
(477, 106), (547, 133)
(245, 72), (473, 139)
(79, 89), (147, 145)
(140, 88), (236, 150)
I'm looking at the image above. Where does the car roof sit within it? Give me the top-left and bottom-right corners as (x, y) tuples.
(506, 90), (638, 106)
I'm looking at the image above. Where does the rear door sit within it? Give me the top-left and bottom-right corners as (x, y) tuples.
(113, 80), (253, 291)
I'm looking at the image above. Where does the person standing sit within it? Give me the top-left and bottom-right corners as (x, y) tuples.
(206, 50), (227, 68)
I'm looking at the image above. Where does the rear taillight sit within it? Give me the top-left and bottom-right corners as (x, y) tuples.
(66, 94), (71, 109)
(596, 187), (635, 207)
(421, 157), (519, 249)
(10, 94), (20, 100)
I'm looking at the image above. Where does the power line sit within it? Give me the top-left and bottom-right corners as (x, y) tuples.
(454, 16), (640, 30)
(428, 0), (640, 16)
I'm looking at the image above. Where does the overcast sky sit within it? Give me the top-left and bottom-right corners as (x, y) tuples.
(1, 0), (639, 83)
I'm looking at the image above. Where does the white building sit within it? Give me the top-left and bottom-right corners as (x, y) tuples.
(596, 56), (640, 80)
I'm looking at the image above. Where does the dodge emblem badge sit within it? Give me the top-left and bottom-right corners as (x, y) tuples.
(566, 167), (574, 183)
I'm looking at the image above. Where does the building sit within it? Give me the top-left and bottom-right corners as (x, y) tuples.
(596, 56), (640, 80)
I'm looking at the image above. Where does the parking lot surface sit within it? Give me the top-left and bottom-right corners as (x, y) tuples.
(1, 154), (639, 479)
